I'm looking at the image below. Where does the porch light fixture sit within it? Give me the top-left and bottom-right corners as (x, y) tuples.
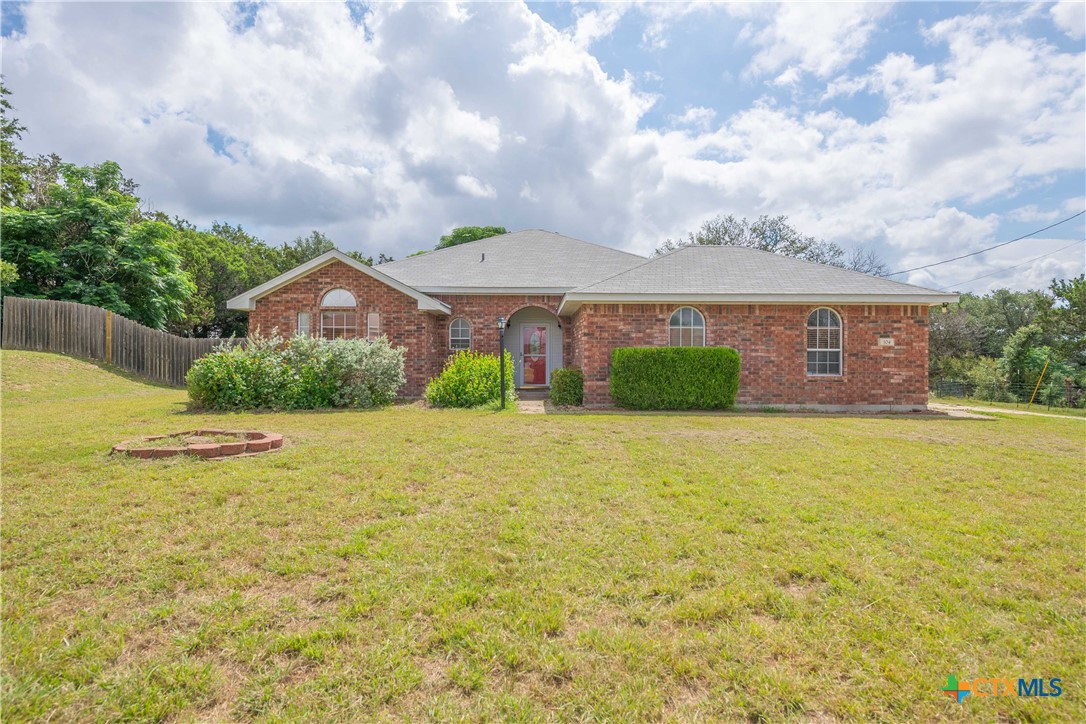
(497, 317), (507, 409)
(941, 302), (949, 315)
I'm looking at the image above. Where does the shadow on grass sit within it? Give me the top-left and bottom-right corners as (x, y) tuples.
(539, 402), (995, 421)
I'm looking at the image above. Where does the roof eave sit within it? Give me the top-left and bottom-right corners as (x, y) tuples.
(558, 292), (960, 315)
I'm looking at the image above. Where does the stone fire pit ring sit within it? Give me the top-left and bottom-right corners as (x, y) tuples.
(112, 430), (284, 460)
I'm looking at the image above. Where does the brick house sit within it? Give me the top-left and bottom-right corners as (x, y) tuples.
(227, 230), (958, 409)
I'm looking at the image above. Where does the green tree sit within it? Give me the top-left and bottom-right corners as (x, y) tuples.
(654, 214), (887, 274)
(168, 224), (281, 338)
(1039, 275), (1086, 369)
(0, 161), (194, 328)
(436, 225), (508, 250)
(957, 289), (1052, 358)
(1, 80), (30, 207)
(277, 230), (336, 271)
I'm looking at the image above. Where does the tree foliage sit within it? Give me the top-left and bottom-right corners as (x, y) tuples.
(1, 80), (30, 207)
(437, 225), (508, 250)
(930, 280), (1085, 406)
(1, 161), (194, 329)
(655, 214), (888, 275)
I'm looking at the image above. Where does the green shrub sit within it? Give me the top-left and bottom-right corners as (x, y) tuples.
(549, 367), (584, 406)
(186, 333), (405, 410)
(610, 347), (740, 410)
(425, 350), (515, 408)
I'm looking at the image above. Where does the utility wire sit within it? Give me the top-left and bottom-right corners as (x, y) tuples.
(938, 238), (1085, 290)
(887, 210), (1085, 276)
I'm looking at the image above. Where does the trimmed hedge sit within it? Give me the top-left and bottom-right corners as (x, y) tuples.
(187, 333), (405, 410)
(425, 350), (516, 408)
(610, 347), (740, 410)
(549, 366), (584, 406)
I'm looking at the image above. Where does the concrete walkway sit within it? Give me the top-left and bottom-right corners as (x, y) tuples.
(516, 399), (547, 414)
(929, 402), (1085, 421)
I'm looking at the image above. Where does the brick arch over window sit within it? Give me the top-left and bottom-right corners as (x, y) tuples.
(806, 307), (842, 376)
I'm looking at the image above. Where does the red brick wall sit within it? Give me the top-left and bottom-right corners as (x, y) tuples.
(248, 260), (441, 397)
(572, 303), (930, 408)
(249, 272), (572, 397)
(429, 294), (573, 369)
(250, 267), (930, 407)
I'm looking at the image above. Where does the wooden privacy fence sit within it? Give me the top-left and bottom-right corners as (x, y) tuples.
(1, 296), (242, 387)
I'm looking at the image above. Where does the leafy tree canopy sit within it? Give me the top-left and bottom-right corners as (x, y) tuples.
(655, 214), (888, 275)
(436, 225), (509, 250)
(1, 161), (194, 329)
(1, 80), (30, 207)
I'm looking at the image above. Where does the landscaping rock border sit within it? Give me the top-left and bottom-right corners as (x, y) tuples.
(112, 430), (284, 460)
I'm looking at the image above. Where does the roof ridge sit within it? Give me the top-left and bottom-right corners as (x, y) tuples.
(375, 229), (645, 269)
(570, 244), (699, 292)
(374, 230), (517, 267)
(696, 244), (949, 294)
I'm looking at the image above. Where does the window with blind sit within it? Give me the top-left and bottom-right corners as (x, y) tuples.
(668, 307), (705, 346)
(806, 308), (842, 375)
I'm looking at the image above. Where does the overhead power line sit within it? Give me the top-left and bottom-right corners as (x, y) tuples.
(887, 210), (1085, 276)
(938, 238), (1085, 290)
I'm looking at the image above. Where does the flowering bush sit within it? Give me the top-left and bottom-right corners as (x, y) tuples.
(187, 333), (405, 410)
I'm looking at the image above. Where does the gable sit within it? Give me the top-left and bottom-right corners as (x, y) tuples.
(227, 250), (450, 313)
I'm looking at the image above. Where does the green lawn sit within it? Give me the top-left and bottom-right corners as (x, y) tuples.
(3, 351), (1084, 721)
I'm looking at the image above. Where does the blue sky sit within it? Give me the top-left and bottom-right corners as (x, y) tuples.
(2, 1), (1083, 292)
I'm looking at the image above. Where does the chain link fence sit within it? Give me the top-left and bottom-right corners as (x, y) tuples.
(929, 377), (1085, 410)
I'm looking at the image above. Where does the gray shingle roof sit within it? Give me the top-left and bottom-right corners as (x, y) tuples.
(566, 245), (956, 301)
(374, 229), (645, 291)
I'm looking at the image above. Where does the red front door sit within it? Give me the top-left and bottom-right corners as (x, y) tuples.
(521, 325), (548, 385)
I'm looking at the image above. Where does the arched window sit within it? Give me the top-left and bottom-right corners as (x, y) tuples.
(321, 288), (357, 339)
(321, 288), (356, 308)
(806, 308), (842, 376)
(669, 307), (705, 346)
(449, 318), (471, 350)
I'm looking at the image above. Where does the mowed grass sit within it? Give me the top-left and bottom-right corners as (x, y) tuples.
(2, 351), (1084, 722)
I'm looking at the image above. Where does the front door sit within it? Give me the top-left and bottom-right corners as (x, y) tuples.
(521, 325), (548, 385)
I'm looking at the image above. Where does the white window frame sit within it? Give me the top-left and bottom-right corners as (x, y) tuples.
(449, 318), (471, 350)
(321, 288), (357, 307)
(321, 311), (356, 339)
(367, 312), (380, 341)
(297, 312), (310, 337)
(320, 288), (358, 340)
(668, 306), (706, 347)
(806, 307), (842, 376)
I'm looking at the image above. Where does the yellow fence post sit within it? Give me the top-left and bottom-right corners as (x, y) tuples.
(105, 310), (112, 365)
(1027, 357), (1050, 409)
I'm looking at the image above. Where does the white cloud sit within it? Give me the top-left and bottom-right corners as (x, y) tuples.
(455, 174), (497, 199)
(669, 106), (716, 130)
(731, 2), (893, 80)
(1, 1), (1082, 289)
(569, 2), (630, 49)
(1051, 0), (1086, 39)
